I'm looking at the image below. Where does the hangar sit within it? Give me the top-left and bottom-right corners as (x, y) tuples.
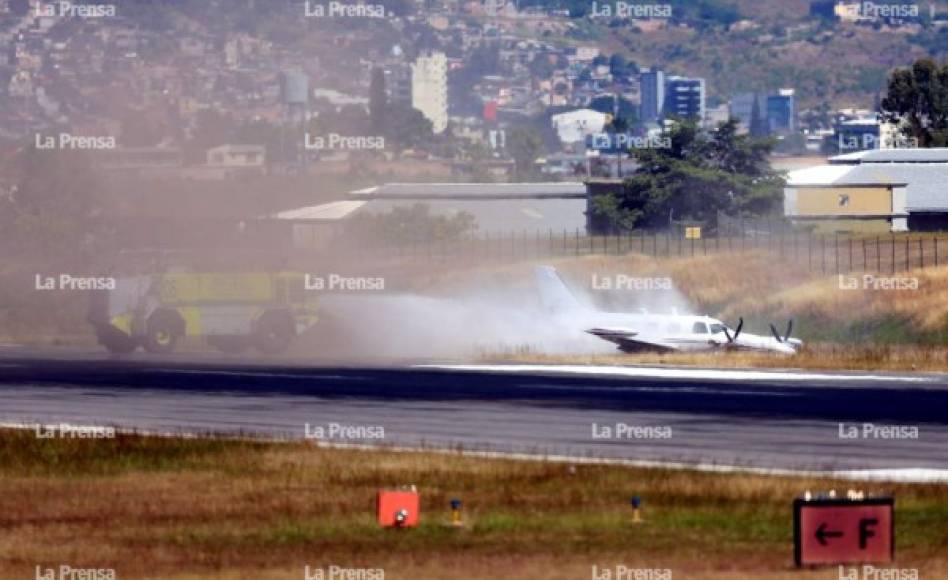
(274, 182), (590, 249)
(784, 149), (948, 233)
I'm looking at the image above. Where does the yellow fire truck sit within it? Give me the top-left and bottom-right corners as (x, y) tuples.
(88, 272), (319, 355)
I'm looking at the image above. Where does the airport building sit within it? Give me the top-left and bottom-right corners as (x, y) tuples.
(274, 182), (590, 248)
(784, 148), (948, 233)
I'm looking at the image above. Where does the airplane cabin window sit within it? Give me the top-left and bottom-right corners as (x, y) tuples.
(692, 322), (709, 334)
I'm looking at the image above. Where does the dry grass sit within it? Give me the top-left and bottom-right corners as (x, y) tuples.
(489, 343), (948, 373)
(0, 430), (946, 579)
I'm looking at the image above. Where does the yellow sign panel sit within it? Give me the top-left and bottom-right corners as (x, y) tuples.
(685, 227), (702, 239)
(796, 187), (892, 216)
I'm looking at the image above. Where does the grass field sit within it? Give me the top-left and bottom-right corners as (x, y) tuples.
(487, 343), (948, 373)
(0, 429), (945, 579)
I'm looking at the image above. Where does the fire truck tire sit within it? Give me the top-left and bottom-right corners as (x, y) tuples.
(96, 325), (138, 355)
(143, 309), (185, 354)
(254, 310), (295, 354)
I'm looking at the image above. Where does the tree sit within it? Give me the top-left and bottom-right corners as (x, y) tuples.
(592, 120), (784, 231)
(383, 103), (434, 151)
(369, 67), (387, 133)
(3, 146), (113, 261)
(506, 126), (544, 178)
(881, 58), (948, 147)
(589, 94), (638, 122)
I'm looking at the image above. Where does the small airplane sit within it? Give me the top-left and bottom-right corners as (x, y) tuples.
(535, 266), (801, 355)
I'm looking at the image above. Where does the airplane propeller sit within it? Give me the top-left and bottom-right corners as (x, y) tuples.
(769, 320), (794, 344)
(723, 317), (744, 344)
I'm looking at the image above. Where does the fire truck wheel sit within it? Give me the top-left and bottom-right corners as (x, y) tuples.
(143, 310), (185, 354)
(96, 325), (138, 354)
(254, 311), (295, 354)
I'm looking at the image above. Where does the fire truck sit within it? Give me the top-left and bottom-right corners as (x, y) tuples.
(88, 272), (319, 355)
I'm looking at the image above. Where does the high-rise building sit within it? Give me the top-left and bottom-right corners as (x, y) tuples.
(729, 93), (766, 130)
(766, 89), (796, 133)
(730, 89), (796, 135)
(664, 76), (705, 121)
(411, 52), (448, 134)
(384, 65), (412, 108)
(639, 68), (665, 124)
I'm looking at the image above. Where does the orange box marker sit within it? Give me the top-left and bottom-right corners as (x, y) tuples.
(377, 487), (419, 528)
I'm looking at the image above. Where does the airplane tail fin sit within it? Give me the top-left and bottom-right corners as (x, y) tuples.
(534, 266), (586, 315)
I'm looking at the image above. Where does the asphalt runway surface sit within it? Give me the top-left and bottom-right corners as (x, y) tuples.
(1, 346), (947, 478)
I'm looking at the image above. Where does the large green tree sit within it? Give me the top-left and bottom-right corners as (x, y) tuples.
(592, 120), (784, 231)
(506, 126), (545, 179)
(881, 58), (948, 147)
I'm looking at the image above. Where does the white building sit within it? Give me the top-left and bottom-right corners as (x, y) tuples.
(411, 52), (448, 134)
(551, 109), (610, 145)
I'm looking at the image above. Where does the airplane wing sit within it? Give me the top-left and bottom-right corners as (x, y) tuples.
(586, 327), (682, 353)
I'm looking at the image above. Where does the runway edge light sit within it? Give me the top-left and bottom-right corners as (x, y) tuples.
(377, 485), (420, 528)
(630, 495), (643, 524)
(450, 498), (464, 527)
(793, 491), (894, 568)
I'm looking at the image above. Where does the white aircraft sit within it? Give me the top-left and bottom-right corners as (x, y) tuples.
(535, 266), (801, 355)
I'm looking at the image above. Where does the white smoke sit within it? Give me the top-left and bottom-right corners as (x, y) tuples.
(298, 265), (700, 362)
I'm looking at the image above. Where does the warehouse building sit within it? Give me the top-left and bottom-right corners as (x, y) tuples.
(274, 182), (589, 248)
(784, 148), (948, 233)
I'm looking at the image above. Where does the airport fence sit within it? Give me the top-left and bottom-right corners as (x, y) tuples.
(344, 229), (948, 274)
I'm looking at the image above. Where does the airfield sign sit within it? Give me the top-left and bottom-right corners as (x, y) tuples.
(794, 496), (894, 567)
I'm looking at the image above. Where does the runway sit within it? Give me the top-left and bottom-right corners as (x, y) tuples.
(1, 347), (947, 479)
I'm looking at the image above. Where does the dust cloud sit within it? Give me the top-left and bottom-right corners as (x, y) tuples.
(297, 264), (698, 362)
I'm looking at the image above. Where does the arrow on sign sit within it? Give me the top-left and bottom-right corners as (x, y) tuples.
(815, 522), (844, 546)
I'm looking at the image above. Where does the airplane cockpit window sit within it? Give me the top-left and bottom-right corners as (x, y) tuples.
(709, 324), (727, 334)
(692, 322), (710, 334)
